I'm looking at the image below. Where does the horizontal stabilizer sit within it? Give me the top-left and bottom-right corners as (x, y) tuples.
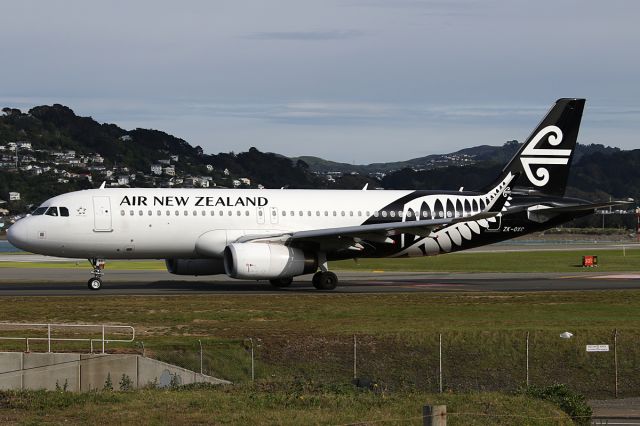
(527, 200), (632, 223)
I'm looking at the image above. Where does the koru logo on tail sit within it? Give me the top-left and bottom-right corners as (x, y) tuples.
(519, 125), (571, 187)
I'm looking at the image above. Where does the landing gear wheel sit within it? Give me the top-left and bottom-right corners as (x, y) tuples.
(87, 277), (102, 291)
(269, 277), (293, 288)
(87, 258), (105, 291)
(313, 271), (338, 290)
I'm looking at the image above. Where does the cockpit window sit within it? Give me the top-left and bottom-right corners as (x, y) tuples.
(59, 207), (69, 217)
(45, 207), (59, 216)
(32, 207), (47, 216)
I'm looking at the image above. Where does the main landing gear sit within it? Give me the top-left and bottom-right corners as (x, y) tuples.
(87, 258), (105, 291)
(312, 271), (338, 290)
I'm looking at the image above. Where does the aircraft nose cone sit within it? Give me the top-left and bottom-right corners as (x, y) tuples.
(7, 219), (30, 251)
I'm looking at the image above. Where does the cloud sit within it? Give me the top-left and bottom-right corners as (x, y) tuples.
(244, 30), (365, 41)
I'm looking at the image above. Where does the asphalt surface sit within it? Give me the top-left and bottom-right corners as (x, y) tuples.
(0, 267), (640, 296)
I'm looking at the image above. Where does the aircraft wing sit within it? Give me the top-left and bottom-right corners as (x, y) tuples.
(236, 212), (496, 251)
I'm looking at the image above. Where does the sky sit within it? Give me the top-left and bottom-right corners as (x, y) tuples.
(1, 0), (639, 163)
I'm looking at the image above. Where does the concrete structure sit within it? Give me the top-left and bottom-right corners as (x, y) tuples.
(0, 352), (230, 391)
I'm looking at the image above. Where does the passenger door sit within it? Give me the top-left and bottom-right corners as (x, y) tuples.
(92, 196), (113, 232)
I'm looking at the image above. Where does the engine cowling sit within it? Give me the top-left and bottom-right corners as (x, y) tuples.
(223, 243), (317, 280)
(165, 258), (225, 276)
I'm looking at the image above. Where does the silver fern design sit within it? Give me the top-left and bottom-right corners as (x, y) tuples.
(519, 125), (571, 187)
(390, 173), (514, 257)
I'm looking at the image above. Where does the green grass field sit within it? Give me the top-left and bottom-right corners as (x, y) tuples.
(1, 247), (637, 422)
(0, 385), (573, 425)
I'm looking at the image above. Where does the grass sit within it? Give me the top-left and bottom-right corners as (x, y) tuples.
(0, 385), (572, 425)
(1, 291), (639, 398)
(1, 247), (640, 272)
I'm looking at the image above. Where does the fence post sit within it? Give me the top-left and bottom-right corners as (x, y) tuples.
(47, 324), (51, 353)
(526, 331), (530, 387)
(614, 329), (618, 398)
(102, 325), (105, 354)
(423, 405), (447, 426)
(439, 333), (443, 393)
(353, 335), (357, 380)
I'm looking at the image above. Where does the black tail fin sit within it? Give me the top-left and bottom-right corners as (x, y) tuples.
(490, 98), (585, 197)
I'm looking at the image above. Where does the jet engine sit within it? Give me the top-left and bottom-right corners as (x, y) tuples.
(165, 258), (225, 276)
(223, 243), (317, 279)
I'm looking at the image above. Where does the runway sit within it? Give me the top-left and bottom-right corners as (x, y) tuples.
(1, 268), (640, 296)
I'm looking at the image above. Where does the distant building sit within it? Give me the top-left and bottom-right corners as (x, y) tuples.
(239, 177), (251, 186)
(119, 135), (132, 142)
(18, 142), (32, 149)
(150, 165), (163, 175)
(163, 166), (175, 176)
(206, 164), (213, 172)
(223, 168), (230, 176)
(170, 155), (179, 162)
(232, 179), (241, 188)
(91, 154), (104, 164)
(8, 192), (20, 201)
(158, 159), (171, 165)
(117, 176), (130, 186)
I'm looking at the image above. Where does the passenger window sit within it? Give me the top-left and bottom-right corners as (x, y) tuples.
(46, 207), (59, 216)
(229, 211), (233, 216)
(129, 210), (134, 216)
(148, 210), (152, 216)
(166, 210), (170, 216)
(366, 211), (370, 217)
(157, 210), (162, 216)
(202, 211), (206, 216)
(282, 211), (286, 216)
(341, 211), (345, 216)
(373, 211), (379, 217)
(139, 210), (143, 216)
(398, 211), (403, 217)
(349, 211), (353, 216)
(175, 211), (179, 216)
(237, 211), (241, 216)
(32, 207), (47, 216)
(193, 211), (197, 216)
(184, 211), (189, 216)
(382, 211), (388, 217)
(357, 211), (362, 217)
(245, 211), (250, 216)
(390, 211), (396, 217)
(299, 211), (303, 216)
(59, 207), (69, 217)
(307, 211), (311, 216)
(316, 211), (320, 216)
(324, 211), (328, 216)
(290, 211), (294, 216)
(333, 211), (337, 217)
(219, 211), (224, 216)
(121, 210), (125, 216)
(407, 211), (413, 218)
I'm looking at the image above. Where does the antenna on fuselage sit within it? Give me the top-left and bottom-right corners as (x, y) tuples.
(99, 181), (106, 189)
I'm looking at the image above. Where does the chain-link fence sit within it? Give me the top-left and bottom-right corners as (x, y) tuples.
(1, 328), (636, 398)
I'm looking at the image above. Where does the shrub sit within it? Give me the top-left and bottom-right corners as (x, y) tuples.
(521, 383), (592, 425)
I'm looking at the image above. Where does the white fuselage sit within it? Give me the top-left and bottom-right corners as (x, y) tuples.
(7, 187), (497, 260)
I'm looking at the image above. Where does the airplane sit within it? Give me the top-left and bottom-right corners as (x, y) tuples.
(7, 98), (627, 291)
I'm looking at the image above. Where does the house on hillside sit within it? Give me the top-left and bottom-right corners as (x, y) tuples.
(8, 192), (20, 201)
(170, 155), (179, 162)
(163, 166), (175, 176)
(150, 165), (162, 175)
(119, 135), (132, 142)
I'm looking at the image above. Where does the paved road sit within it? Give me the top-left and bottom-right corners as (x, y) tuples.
(0, 268), (639, 296)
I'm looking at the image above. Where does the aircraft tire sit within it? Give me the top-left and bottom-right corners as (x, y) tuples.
(313, 271), (338, 290)
(269, 277), (293, 288)
(87, 277), (102, 291)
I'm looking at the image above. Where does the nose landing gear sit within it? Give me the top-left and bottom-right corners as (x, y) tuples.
(87, 258), (105, 290)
